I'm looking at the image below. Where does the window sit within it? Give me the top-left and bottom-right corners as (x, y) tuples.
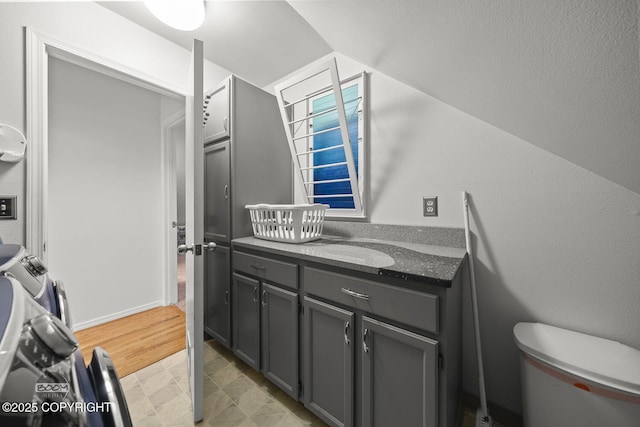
(309, 80), (363, 209)
(275, 59), (368, 219)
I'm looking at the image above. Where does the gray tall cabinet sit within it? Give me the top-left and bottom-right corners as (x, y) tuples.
(203, 75), (292, 348)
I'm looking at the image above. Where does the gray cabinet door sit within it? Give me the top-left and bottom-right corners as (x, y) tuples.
(361, 316), (439, 427)
(204, 141), (230, 243)
(261, 283), (298, 399)
(303, 297), (354, 427)
(204, 79), (230, 143)
(232, 273), (260, 370)
(204, 244), (230, 348)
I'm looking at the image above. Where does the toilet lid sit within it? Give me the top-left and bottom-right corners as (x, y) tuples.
(514, 322), (640, 396)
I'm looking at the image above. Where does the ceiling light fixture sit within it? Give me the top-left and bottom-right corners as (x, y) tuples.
(144, 0), (205, 31)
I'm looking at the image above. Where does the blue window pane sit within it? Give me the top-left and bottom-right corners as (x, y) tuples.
(312, 85), (359, 208)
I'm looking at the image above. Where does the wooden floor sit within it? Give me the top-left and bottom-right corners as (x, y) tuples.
(75, 305), (186, 377)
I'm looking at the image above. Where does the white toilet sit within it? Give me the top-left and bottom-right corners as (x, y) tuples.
(513, 322), (640, 427)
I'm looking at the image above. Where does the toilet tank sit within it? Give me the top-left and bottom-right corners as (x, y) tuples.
(513, 322), (640, 427)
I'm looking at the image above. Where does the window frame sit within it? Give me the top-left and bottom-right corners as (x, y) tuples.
(274, 59), (368, 221)
(304, 72), (367, 219)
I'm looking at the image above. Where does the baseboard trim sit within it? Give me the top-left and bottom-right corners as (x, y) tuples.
(72, 300), (164, 332)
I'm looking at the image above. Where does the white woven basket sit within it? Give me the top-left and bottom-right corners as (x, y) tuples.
(245, 204), (328, 243)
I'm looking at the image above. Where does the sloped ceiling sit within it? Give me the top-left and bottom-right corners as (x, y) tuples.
(97, 1), (333, 85)
(99, 0), (640, 195)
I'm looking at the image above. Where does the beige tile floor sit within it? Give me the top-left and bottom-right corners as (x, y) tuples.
(121, 340), (327, 427)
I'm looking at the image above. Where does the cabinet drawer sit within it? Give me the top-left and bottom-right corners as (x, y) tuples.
(304, 267), (438, 334)
(233, 251), (298, 290)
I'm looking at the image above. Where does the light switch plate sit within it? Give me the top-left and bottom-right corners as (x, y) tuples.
(0, 196), (17, 220)
(423, 197), (438, 217)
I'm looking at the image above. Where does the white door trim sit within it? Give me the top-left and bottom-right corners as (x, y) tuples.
(161, 111), (186, 306)
(26, 27), (185, 262)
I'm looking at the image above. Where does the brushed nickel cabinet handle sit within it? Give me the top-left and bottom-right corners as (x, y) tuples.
(363, 328), (370, 353)
(341, 288), (369, 301)
(344, 321), (351, 345)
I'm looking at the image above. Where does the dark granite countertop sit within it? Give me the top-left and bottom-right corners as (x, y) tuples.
(231, 234), (467, 287)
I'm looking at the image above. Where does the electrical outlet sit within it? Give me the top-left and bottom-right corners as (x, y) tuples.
(423, 197), (438, 217)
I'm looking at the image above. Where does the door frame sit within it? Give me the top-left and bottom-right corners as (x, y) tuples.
(26, 28), (184, 297)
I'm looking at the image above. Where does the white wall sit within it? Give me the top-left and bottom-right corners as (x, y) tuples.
(0, 1), (229, 245)
(268, 53), (640, 413)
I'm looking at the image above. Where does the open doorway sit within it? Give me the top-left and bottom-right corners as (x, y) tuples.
(27, 29), (193, 331)
(46, 54), (185, 329)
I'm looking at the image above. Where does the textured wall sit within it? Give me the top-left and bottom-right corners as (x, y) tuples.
(289, 0), (640, 195)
